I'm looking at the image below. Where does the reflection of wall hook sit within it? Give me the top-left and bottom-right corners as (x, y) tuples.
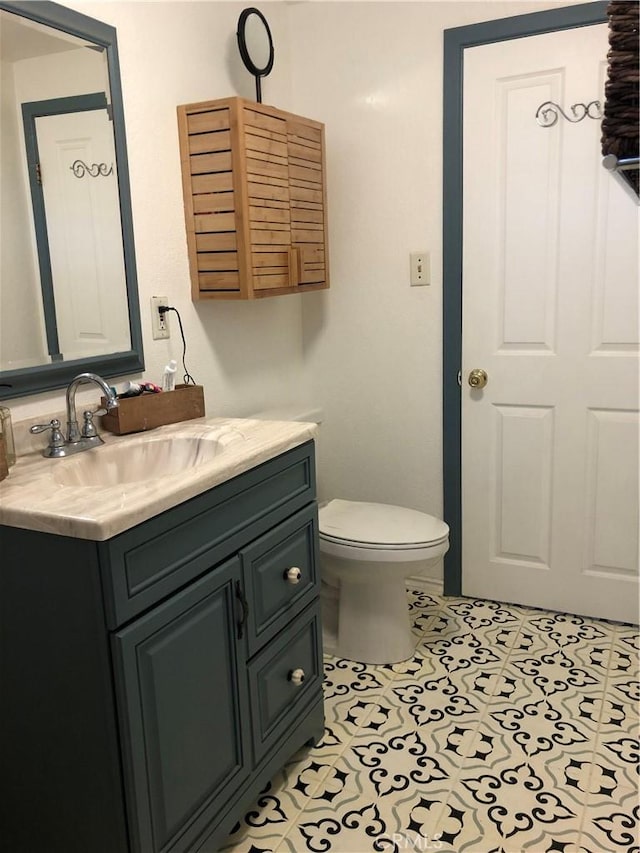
(536, 100), (603, 127)
(69, 159), (114, 178)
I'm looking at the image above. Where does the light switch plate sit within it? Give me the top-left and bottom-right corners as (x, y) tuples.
(410, 252), (430, 286)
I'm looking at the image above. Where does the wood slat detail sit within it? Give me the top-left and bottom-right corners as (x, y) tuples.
(250, 220), (290, 232)
(198, 272), (240, 291)
(251, 244), (291, 253)
(252, 266), (288, 276)
(298, 247), (324, 263)
(247, 182), (289, 202)
(249, 207), (290, 224)
(245, 149), (288, 168)
(197, 252), (238, 272)
(190, 151), (233, 175)
(287, 121), (321, 144)
(290, 208), (323, 224)
(244, 123), (287, 145)
(290, 178), (322, 192)
(247, 171), (288, 189)
(250, 229), (291, 245)
(246, 157), (288, 179)
(297, 244), (324, 269)
(292, 229), (325, 243)
(299, 253), (325, 282)
(192, 192), (234, 214)
(287, 132), (321, 151)
(252, 251), (289, 267)
(195, 212), (236, 232)
(191, 173), (234, 194)
(187, 109), (230, 135)
(289, 157), (321, 173)
(289, 186), (323, 204)
(290, 221), (322, 232)
(289, 164), (321, 185)
(196, 232), (238, 252)
(245, 133), (288, 159)
(243, 109), (286, 135)
(290, 199), (323, 211)
(188, 130), (231, 155)
(253, 273), (290, 290)
(249, 196), (289, 210)
(288, 143), (322, 163)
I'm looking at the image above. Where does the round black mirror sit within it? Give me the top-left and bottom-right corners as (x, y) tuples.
(236, 7), (274, 103)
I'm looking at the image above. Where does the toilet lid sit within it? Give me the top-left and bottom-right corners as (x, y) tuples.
(319, 500), (449, 549)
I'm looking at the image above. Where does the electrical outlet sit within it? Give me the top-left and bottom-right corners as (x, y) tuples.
(151, 296), (170, 340)
(410, 252), (430, 286)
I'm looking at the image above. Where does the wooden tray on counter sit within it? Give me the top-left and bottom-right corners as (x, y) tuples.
(101, 384), (205, 434)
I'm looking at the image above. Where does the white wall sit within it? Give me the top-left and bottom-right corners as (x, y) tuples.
(6, 0), (577, 521)
(0, 59), (46, 368)
(286, 1), (572, 515)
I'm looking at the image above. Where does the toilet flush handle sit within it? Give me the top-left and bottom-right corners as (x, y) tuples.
(284, 566), (302, 584)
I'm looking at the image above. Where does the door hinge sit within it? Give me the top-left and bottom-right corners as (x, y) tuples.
(35, 163), (42, 185)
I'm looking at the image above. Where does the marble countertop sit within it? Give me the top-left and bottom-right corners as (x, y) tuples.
(0, 417), (317, 541)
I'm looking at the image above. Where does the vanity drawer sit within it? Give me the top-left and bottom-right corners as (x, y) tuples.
(248, 603), (322, 763)
(242, 504), (319, 657)
(99, 442), (315, 628)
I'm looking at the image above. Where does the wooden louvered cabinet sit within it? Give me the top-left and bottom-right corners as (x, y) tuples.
(177, 96), (329, 300)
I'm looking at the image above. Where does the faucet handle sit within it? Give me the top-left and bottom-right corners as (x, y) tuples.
(82, 410), (99, 438)
(30, 419), (65, 451)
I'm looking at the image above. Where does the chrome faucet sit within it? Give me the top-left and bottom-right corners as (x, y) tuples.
(30, 372), (119, 458)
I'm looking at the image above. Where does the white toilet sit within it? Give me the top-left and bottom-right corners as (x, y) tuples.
(319, 499), (449, 665)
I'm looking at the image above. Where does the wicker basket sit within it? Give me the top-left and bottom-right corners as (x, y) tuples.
(601, 1), (639, 195)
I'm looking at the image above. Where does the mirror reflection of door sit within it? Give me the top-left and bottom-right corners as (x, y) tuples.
(23, 93), (131, 363)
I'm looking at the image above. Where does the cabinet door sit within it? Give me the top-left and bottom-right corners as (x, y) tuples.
(113, 557), (250, 853)
(243, 105), (294, 293)
(288, 118), (328, 288)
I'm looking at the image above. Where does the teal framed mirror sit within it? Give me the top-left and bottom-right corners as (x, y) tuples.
(0, 0), (144, 400)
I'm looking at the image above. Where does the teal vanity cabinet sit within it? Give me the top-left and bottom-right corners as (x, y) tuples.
(0, 441), (324, 853)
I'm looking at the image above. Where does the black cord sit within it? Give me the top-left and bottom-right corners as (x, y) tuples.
(158, 306), (197, 385)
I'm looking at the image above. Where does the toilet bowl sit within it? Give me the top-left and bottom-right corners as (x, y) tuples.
(319, 499), (449, 665)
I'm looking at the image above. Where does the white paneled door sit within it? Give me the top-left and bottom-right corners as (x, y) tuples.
(36, 108), (130, 360)
(462, 25), (639, 624)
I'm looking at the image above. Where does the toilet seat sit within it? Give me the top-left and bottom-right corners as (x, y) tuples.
(318, 499), (449, 551)
(318, 500), (450, 662)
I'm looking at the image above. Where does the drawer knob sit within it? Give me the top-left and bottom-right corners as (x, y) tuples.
(288, 667), (305, 686)
(284, 566), (302, 585)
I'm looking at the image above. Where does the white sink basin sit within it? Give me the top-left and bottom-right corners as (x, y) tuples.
(53, 435), (231, 487)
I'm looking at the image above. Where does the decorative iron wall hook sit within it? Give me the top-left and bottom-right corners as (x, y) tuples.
(536, 100), (603, 127)
(69, 159), (113, 178)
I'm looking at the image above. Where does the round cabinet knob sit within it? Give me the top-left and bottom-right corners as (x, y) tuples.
(288, 668), (305, 686)
(468, 369), (488, 389)
(284, 566), (302, 585)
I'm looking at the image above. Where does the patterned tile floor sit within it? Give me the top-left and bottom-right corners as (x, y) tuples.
(221, 589), (639, 853)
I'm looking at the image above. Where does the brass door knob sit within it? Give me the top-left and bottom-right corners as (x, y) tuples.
(468, 369), (488, 389)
